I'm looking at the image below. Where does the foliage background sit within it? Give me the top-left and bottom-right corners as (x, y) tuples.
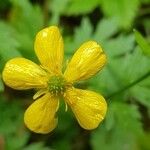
(0, 0), (150, 150)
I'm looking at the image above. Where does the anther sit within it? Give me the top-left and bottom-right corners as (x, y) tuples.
(48, 76), (66, 96)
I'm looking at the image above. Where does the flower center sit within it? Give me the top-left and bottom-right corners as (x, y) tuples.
(48, 76), (66, 96)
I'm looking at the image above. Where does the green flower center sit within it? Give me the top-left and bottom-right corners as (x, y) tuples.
(48, 76), (66, 96)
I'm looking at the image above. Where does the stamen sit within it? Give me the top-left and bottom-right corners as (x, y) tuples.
(48, 76), (66, 96)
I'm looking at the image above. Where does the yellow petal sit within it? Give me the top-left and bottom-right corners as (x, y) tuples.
(64, 41), (106, 82)
(24, 92), (59, 134)
(34, 26), (64, 75)
(2, 58), (48, 90)
(64, 88), (107, 130)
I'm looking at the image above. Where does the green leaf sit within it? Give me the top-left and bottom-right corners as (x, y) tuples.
(131, 84), (150, 109)
(100, 0), (140, 28)
(0, 21), (21, 70)
(6, 132), (29, 150)
(73, 18), (93, 46)
(134, 29), (150, 57)
(104, 47), (150, 89)
(50, 102), (78, 150)
(65, 17), (93, 56)
(130, 73), (150, 110)
(141, 0), (150, 4)
(0, 75), (4, 92)
(103, 34), (135, 57)
(23, 142), (50, 150)
(0, 98), (30, 150)
(66, 17), (132, 61)
(50, 0), (69, 24)
(10, 0), (43, 60)
(64, 0), (99, 15)
(51, 0), (69, 14)
(94, 18), (119, 42)
(121, 48), (150, 84)
(89, 34), (135, 95)
(91, 102), (143, 150)
(138, 132), (150, 150)
(10, 0), (43, 35)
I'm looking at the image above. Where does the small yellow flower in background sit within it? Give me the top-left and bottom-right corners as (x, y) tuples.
(2, 26), (107, 134)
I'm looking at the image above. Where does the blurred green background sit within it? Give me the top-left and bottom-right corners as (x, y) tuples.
(0, 0), (150, 150)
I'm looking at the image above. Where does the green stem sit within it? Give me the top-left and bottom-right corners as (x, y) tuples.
(106, 70), (150, 99)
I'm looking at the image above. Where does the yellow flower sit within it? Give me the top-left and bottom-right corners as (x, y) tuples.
(2, 26), (107, 134)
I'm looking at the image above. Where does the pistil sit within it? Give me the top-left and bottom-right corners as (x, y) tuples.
(48, 76), (66, 96)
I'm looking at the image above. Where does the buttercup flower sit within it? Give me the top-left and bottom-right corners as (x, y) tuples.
(2, 26), (107, 134)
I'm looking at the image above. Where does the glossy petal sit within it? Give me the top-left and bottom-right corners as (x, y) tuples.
(2, 58), (49, 90)
(64, 88), (107, 130)
(64, 41), (106, 82)
(34, 26), (64, 74)
(24, 92), (59, 134)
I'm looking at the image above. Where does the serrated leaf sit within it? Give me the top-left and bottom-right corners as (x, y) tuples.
(100, 0), (140, 28)
(10, 0), (43, 35)
(134, 29), (150, 57)
(91, 102), (143, 150)
(50, 0), (69, 24)
(104, 34), (135, 57)
(112, 102), (142, 133)
(65, 17), (93, 56)
(130, 73), (150, 110)
(0, 99), (30, 150)
(0, 21), (21, 70)
(73, 18), (93, 45)
(89, 34), (135, 96)
(106, 47), (150, 88)
(65, 0), (99, 15)
(10, 0), (43, 60)
(94, 18), (119, 42)
(88, 67), (120, 96)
